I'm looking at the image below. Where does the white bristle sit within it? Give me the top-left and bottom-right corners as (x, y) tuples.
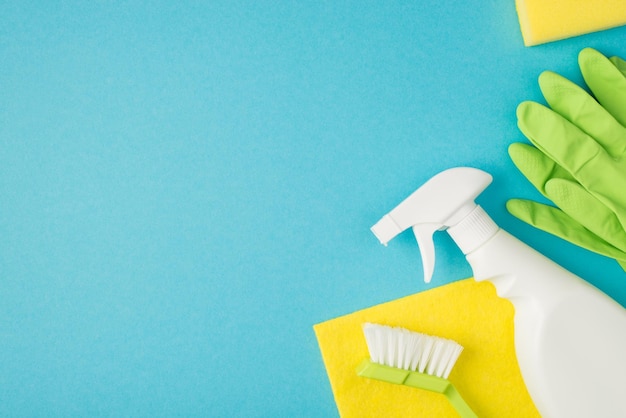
(362, 323), (464, 379)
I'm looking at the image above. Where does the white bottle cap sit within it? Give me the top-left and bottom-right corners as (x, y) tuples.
(447, 205), (499, 255)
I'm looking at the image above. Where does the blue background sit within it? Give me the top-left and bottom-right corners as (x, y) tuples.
(1, 1), (626, 416)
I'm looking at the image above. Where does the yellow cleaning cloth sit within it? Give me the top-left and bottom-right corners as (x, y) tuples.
(314, 279), (540, 417)
(516, 0), (626, 46)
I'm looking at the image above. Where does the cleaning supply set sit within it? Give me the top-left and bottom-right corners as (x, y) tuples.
(370, 166), (626, 417)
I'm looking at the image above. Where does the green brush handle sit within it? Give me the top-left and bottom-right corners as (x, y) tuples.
(443, 384), (478, 418)
(357, 359), (478, 418)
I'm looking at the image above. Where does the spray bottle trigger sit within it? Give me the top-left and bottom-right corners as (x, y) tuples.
(412, 223), (441, 283)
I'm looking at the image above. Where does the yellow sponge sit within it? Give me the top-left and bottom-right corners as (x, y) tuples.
(516, 0), (626, 46)
(314, 279), (540, 417)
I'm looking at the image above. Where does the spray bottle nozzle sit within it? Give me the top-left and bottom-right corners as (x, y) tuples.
(371, 167), (493, 283)
(371, 215), (403, 246)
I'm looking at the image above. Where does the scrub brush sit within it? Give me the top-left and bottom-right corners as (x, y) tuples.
(356, 322), (478, 418)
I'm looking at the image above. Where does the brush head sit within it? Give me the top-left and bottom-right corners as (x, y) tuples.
(362, 323), (463, 379)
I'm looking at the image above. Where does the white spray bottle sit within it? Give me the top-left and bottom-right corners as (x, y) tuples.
(371, 167), (626, 418)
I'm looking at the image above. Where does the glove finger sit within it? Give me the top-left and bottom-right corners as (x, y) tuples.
(579, 47), (626, 127)
(506, 199), (626, 261)
(538, 70), (626, 159)
(566, 154), (626, 214)
(508, 142), (573, 197)
(610, 55), (626, 78)
(517, 101), (606, 172)
(545, 179), (626, 253)
(517, 101), (626, 209)
(618, 259), (626, 272)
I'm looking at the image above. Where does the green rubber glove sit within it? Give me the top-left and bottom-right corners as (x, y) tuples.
(507, 48), (626, 270)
